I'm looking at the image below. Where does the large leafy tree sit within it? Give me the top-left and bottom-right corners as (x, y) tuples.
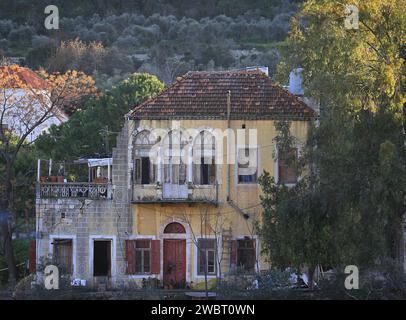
(0, 66), (97, 284)
(35, 73), (165, 161)
(260, 0), (406, 283)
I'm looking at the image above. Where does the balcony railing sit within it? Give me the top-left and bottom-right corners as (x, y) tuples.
(132, 182), (219, 205)
(38, 182), (112, 199)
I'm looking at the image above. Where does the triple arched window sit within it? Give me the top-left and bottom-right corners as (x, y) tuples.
(133, 129), (216, 186)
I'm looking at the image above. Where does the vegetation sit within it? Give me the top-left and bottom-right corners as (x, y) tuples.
(0, 1), (303, 88)
(35, 72), (165, 161)
(260, 0), (406, 289)
(0, 66), (97, 284)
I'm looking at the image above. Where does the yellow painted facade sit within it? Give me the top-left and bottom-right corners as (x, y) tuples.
(131, 118), (310, 285)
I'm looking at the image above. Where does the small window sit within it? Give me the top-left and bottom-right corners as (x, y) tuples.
(237, 148), (258, 184)
(197, 239), (216, 275)
(134, 240), (151, 274)
(278, 148), (298, 184)
(237, 239), (256, 272)
(134, 157), (156, 184)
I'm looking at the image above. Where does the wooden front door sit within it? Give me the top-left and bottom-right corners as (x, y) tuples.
(163, 239), (186, 288)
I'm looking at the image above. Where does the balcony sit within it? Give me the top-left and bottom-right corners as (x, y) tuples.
(38, 182), (113, 199)
(132, 182), (219, 205)
(36, 158), (113, 200)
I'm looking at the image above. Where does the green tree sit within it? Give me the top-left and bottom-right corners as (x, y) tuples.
(260, 0), (406, 285)
(35, 73), (165, 162)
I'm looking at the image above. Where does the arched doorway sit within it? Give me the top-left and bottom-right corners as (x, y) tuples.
(163, 222), (186, 289)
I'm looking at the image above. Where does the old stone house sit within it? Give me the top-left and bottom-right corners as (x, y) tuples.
(34, 69), (315, 289)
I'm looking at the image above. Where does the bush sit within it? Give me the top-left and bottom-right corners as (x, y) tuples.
(0, 238), (31, 285)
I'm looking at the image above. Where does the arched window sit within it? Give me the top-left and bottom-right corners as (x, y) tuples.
(133, 130), (157, 185)
(162, 130), (188, 185)
(164, 222), (186, 234)
(134, 130), (157, 149)
(193, 131), (216, 185)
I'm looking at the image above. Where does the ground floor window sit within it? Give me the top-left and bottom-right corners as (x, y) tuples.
(52, 239), (73, 275)
(237, 239), (256, 272)
(197, 239), (216, 275)
(126, 239), (154, 274)
(135, 240), (151, 274)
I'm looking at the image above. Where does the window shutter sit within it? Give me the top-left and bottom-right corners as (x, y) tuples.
(125, 240), (135, 274)
(279, 148), (298, 184)
(29, 240), (36, 274)
(151, 240), (160, 274)
(229, 240), (238, 269)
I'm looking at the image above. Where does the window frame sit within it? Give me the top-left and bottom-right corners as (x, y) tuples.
(133, 130), (157, 186)
(193, 131), (216, 186)
(236, 239), (256, 273)
(133, 156), (156, 185)
(196, 238), (217, 276)
(237, 146), (258, 185)
(276, 147), (299, 185)
(133, 240), (152, 275)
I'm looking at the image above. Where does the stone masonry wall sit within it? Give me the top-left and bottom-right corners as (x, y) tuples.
(35, 120), (133, 288)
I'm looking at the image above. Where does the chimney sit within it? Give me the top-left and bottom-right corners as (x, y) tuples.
(289, 68), (304, 96)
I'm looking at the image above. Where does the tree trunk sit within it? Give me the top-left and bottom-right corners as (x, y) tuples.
(395, 213), (405, 271)
(307, 265), (316, 290)
(1, 163), (18, 285)
(0, 221), (17, 285)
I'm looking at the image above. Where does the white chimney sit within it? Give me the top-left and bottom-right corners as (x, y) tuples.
(289, 68), (304, 95)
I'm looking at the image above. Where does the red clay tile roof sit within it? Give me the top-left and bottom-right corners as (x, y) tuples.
(130, 70), (315, 120)
(0, 65), (48, 90)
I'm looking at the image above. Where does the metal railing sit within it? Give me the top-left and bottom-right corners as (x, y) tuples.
(38, 182), (112, 199)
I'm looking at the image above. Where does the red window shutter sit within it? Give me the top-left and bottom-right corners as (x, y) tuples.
(151, 240), (160, 274)
(229, 240), (238, 269)
(279, 148), (298, 184)
(125, 240), (135, 274)
(29, 240), (36, 273)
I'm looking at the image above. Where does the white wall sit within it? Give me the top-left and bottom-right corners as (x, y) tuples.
(1, 88), (68, 142)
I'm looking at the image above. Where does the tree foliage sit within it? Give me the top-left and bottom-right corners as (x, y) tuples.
(0, 1), (304, 87)
(260, 0), (406, 277)
(35, 73), (165, 161)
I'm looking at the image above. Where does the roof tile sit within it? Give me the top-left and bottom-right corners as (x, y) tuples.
(130, 70), (315, 120)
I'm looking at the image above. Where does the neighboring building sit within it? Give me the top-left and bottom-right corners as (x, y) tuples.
(0, 65), (68, 142)
(34, 69), (315, 289)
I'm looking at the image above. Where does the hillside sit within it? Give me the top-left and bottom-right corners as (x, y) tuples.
(0, 0), (303, 88)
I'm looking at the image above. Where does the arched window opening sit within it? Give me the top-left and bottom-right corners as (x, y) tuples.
(162, 130), (188, 185)
(164, 222), (186, 234)
(193, 131), (216, 185)
(133, 130), (157, 185)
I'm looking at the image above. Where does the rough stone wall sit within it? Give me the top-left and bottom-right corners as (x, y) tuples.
(35, 120), (133, 288)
